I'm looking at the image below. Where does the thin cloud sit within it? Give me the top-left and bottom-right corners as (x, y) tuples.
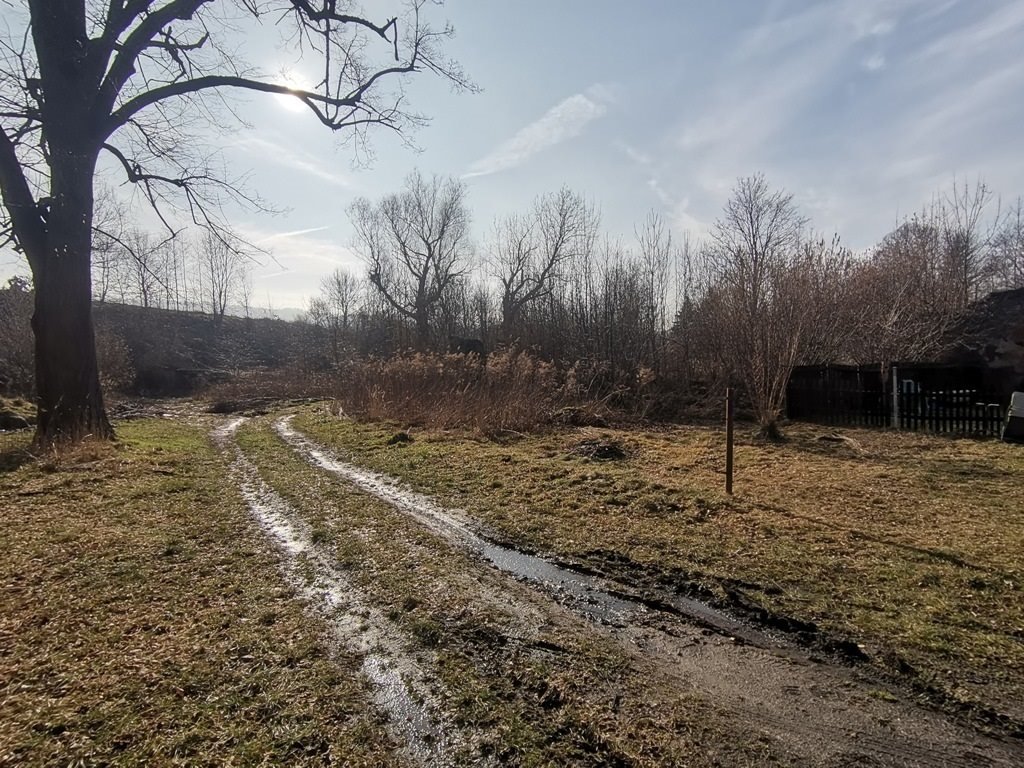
(256, 225), (330, 244)
(235, 135), (353, 188)
(862, 53), (886, 72)
(240, 224), (362, 309)
(919, 1), (1024, 61)
(463, 88), (610, 179)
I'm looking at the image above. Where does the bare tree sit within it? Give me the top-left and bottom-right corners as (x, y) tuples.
(491, 187), (598, 341)
(635, 211), (672, 372)
(940, 179), (1000, 306)
(351, 170), (471, 349)
(323, 268), (361, 334)
(0, 1), (469, 444)
(122, 229), (166, 309)
(318, 267), (361, 364)
(91, 187), (129, 304)
(197, 231), (246, 319)
(989, 197), (1024, 291)
(696, 175), (812, 436)
(239, 268), (254, 320)
(0, 276), (35, 394)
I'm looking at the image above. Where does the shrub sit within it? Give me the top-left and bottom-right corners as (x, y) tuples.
(331, 350), (606, 435)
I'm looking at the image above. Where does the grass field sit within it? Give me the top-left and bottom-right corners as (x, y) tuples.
(1, 417), (793, 767)
(293, 409), (1024, 730)
(0, 421), (401, 766)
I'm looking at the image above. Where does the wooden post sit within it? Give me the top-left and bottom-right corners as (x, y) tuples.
(725, 387), (734, 495)
(890, 364), (900, 429)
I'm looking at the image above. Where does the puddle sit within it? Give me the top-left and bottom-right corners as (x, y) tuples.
(214, 418), (458, 766)
(226, 418), (1024, 768)
(275, 417), (775, 644)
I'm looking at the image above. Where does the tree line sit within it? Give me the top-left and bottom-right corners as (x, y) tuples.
(289, 171), (1023, 432)
(91, 194), (254, 319)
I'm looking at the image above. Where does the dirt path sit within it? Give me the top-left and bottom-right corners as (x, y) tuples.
(213, 419), (469, 766)
(222, 415), (1024, 766)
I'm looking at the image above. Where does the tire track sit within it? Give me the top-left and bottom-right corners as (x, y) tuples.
(212, 419), (469, 767)
(272, 415), (1024, 768)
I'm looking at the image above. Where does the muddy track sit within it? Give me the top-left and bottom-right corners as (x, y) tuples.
(268, 415), (1024, 768)
(212, 420), (470, 767)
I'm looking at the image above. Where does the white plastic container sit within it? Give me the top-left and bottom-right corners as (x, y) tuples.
(1003, 391), (1024, 442)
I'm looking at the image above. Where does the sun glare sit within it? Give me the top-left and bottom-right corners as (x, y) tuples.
(274, 90), (307, 113)
(273, 68), (311, 113)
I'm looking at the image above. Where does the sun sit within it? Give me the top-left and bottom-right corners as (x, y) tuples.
(274, 90), (307, 113)
(273, 68), (311, 113)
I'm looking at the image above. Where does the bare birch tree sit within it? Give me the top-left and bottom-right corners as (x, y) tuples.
(197, 231), (247, 319)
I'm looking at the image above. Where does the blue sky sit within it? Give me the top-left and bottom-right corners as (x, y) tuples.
(4, 0), (1024, 310)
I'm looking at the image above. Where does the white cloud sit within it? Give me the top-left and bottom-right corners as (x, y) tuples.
(862, 52), (886, 72)
(919, 1), (1024, 61)
(669, 197), (711, 239)
(463, 88), (611, 179)
(616, 140), (653, 167)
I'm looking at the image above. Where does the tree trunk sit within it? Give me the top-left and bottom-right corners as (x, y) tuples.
(414, 308), (430, 350)
(28, 144), (112, 445)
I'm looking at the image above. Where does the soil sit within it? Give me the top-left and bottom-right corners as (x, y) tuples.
(214, 413), (1024, 767)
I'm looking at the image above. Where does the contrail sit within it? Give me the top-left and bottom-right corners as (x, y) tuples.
(257, 225), (330, 244)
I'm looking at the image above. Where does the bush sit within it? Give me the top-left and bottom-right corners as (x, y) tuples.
(331, 350), (606, 435)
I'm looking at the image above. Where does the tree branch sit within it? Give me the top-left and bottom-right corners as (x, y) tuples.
(97, 0), (210, 116)
(0, 126), (45, 260)
(105, 69), (415, 136)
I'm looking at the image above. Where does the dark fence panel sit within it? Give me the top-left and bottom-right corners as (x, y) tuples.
(787, 363), (1007, 437)
(787, 364), (890, 428)
(893, 363), (1005, 437)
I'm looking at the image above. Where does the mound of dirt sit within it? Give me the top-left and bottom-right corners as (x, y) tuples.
(812, 432), (868, 456)
(568, 439), (628, 461)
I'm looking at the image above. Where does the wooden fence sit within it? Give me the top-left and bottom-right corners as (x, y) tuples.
(787, 363), (1007, 437)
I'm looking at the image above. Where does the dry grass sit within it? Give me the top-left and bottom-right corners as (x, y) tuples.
(0, 419), (400, 766)
(294, 410), (1024, 730)
(329, 350), (612, 435)
(233, 418), (796, 767)
(201, 351), (627, 433)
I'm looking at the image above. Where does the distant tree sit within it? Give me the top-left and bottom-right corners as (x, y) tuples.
(0, 277), (35, 394)
(694, 175), (820, 437)
(239, 268), (254, 320)
(989, 197), (1024, 291)
(940, 179), (1000, 305)
(91, 188), (129, 305)
(122, 229), (165, 309)
(197, 231), (247, 320)
(634, 211), (672, 372)
(323, 269), (361, 335)
(316, 268), (362, 364)
(351, 171), (471, 349)
(491, 187), (598, 341)
(0, 1), (469, 444)
(844, 213), (954, 363)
